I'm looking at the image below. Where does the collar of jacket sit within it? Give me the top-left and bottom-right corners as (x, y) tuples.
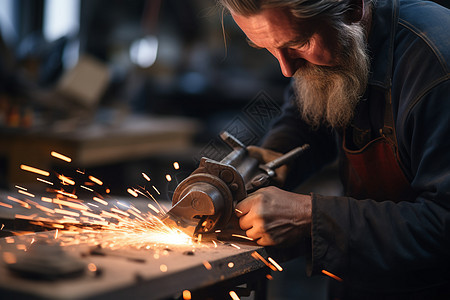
(367, 0), (399, 89)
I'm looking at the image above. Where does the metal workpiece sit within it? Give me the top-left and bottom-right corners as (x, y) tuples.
(0, 231), (269, 300)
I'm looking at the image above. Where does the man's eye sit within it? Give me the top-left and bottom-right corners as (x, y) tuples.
(292, 40), (310, 50)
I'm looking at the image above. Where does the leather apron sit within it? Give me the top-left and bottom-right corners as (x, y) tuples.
(341, 91), (417, 202)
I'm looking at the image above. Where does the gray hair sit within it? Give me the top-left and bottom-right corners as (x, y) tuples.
(218, 0), (370, 24)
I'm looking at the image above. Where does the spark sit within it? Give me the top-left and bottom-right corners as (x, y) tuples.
(56, 190), (78, 199)
(142, 173), (151, 181)
(268, 257), (283, 272)
(15, 185), (27, 191)
(203, 261), (212, 270)
(266, 274), (273, 280)
(166, 174), (172, 182)
(212, 240), (217, 248)
(81, 185), (94, 192)
(8, 196), (31, 208)
(18, 190), (35, 198)
(235, 208), (243, 214)
(76, 169), (85, 174)
(182, 290), (191, 300)
(321, 269), (343, 282)
(230, 243), (240, 249)
(1, 224), (4, 230)
(88, 263), (97, 272)
(58, 174), (75, 185)
(55, 229), (59, 239)
(0, 202), (12, 209)
(229, 291), (240, 300)
(20, 164), (50, 176)
(105, 188), (110, 194)
(51, 151), (72, 162)
(231, 234), (254, 241)
(173, 162), (180, 170)
(152, 185), (160, 195)
(228, 262), (234, 268)
(88, 176), (103, 186)
(160, 264), (168, 272)
(53, 199), (88, 211)
(93, 197), (108, 206)
(111, 208), (130, 217)
(37, 178), (54, 185)
(127, 188), (138, 197)
(147, 203), (160, 214)
(251, 251), (277, 271)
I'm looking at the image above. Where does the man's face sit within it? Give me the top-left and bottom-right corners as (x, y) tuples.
(232, 7), (369, 128)
(232, 7), (340, 77)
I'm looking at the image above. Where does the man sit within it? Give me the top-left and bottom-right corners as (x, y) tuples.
(218, 0), (450, 298)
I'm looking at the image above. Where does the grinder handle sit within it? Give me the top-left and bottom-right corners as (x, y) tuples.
(263, 144), (310, 171)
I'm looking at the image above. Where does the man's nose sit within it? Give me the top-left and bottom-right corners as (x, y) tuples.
(274, 49), (298, 77)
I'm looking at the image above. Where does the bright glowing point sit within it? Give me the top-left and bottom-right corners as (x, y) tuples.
(268, 257), (283, 272)
(56, 190), (78, 199)
(58, 174), (75, 185)
(228, 262), (234, 268)
(321, 269), (343, 282)
(229, 291), (240, 300)
(173, 162), (180, 170)
(148, 203), (160, 214)
(160, 264), (168, 272)
(166, 174), (172, 182)
(88, 263), (97, 272)
(20, 165), (50, 177)
(182, 290), (192, 300)
(0, 202), (12, 209)
(51, 151), (72, 162)
(37, 178), (54, 185)
(231, 234), (254, 241)
(93, 197), (108, 206)
(203, 261), (212, 270)
(142, 172), (151, 181)
(18, 190), (35, 198)
(89, 176), (103, 185)
(127, 188), (138, 197)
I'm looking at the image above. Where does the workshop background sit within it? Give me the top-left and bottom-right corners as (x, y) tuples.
(0, 0), (408, 299)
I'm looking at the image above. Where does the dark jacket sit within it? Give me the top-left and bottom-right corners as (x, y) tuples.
(262, 0), (450, 297)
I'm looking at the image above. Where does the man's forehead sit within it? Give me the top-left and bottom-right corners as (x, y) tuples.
(232, 7), (314, 48)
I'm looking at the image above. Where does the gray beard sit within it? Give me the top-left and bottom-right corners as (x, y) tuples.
(293, 23), (370, 128)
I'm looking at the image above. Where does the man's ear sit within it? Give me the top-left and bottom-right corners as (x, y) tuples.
(346, 0), (364, 23)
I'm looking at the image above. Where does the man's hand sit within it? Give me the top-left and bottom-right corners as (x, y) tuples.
(235, 186), (312, 246)
(247, 146), (289, 186)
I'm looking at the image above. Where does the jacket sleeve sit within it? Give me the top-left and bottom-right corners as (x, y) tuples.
(261, 83), (339, 189)
(309, 80), (450, 292)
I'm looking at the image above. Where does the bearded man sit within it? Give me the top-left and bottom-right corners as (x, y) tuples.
(219, 0), (450, 298)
